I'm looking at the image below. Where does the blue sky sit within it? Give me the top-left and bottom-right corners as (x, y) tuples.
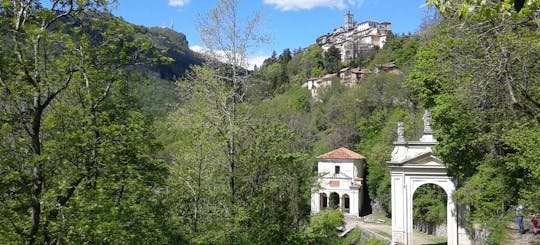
(113, 0), (430, 67)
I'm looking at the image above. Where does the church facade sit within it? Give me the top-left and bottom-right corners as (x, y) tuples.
(311, 147), (366, 216)
(316, 11), (391, 61)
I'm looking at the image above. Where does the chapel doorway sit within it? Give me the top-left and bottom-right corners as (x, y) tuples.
(342, 194), (350, 213)
(329, 192), (340, 209)
(320, 193), (328, 209)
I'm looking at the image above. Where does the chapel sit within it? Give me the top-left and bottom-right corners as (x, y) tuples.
(310, 147), (366, 216)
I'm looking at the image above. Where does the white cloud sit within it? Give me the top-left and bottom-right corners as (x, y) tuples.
(168, 0), (190, 7)
(190, 45), (204, 53)
(349, 0), (364, 9)
(190, 45), (268, 70)
(263, 0), (364, 11)
(248, 55), (269, 70)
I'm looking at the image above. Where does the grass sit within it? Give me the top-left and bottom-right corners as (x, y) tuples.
(487, 211), (513, 245)
(412, 230), (447, 244)
(364, 237), (388, 245)
(338, 227), (361, 245)
(375, 230), (392, 239)
(338, 228), (390, 245)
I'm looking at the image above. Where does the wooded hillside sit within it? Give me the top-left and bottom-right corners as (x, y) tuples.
(0, 0), (538, 244)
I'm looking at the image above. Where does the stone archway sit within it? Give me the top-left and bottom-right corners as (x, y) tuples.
(412, 183), (448, 236)
(391, 173), (457, 245)
(387, 111), (470, 245)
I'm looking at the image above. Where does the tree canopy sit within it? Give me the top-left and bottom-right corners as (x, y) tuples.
(408, 1), (540, 223)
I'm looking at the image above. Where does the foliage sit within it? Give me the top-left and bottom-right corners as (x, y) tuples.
(323, 45), (341, 74)
(338, 227), (361, 245)
(407, 4), (540, 224)
(0, 1), (170, 243)
(262, 44), (325, 89)
(364, 237), (388, 245)
(265, 62), (284, 93)
(159, 95), (313, 243)
(10, 0), (535, 243)
(157, 1), (316, 243)
(413, 184), (447, 224)
(356, 106), (423, 215)
(427, 0), (540, 19)
(291, 209), (344, 245)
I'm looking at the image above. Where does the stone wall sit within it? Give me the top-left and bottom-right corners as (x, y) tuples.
(470, 224), (489, 245)
(413, 220), (447, 237)
(370, 199), (387, 215)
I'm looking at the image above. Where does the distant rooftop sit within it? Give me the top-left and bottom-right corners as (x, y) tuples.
(318, 147), (366, 160)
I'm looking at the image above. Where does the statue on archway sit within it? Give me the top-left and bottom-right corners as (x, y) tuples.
(423, 110), (432, 133)
(397, 122), (405, 142)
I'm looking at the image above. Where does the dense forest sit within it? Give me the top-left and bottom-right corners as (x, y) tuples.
(0, 0), (538, 244)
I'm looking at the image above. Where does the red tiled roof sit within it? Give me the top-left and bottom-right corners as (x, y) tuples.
(318, 147), (366, 160)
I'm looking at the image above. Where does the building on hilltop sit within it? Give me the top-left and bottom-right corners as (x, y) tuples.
(316, 11), (391, 62)
(311, 147), (367, 217)
(302, 61), (401, 99)
(302, 73), (337, 100)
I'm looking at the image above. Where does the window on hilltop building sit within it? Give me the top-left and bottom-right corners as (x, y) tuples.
(335, 165), (340, 174)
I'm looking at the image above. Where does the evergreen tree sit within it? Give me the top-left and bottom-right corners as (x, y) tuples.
(323, 45), (341, 74)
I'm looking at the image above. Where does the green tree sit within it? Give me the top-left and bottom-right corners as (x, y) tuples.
(291, 209), (344, 245)
(279, 48), (292, 64)
(167, 66), (313, 242)
(413, 184), (447, 228)
(407, 6), (540, 223)
(157, 78), (229, 241)
(427, 0), (540, 19)
(0, 2), (168, 243)
(323, 45), (341, 74)
(195, 0), (267, 206)
(301, 44), (325, 78)
(166, 0), (315, 243)
(265, 62), (283, 92)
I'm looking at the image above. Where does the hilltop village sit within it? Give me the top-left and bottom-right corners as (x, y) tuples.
(317, 11), (391, 62)
(302, 12), (397, 98)
(4, 0), (538, 244)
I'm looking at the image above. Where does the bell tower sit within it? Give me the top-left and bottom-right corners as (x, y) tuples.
(345, 11), (354, 31)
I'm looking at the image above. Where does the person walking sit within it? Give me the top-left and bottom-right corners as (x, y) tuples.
(532, 213), (538, 235)
(517, 205), (525, 234)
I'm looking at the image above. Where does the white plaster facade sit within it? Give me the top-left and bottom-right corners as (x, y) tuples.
(311, 148), (365, 216)
(301, 73), (337, 99)
(316, 11), (391, 62)
(302, 78), (332, 99)
(388, 111), (471, 245)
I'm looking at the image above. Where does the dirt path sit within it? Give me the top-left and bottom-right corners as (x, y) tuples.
(344, 216), (447, 245)
(503, 217), (540, 245)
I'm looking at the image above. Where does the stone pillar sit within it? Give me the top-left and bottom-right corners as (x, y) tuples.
(405, 176), (414, 245)
(447, 192), (458, 245)
(350, 191), (358, 216)
(391, 172), (406, 244)
(311, 188), (320, 214)
(457, 204), (472, 245)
